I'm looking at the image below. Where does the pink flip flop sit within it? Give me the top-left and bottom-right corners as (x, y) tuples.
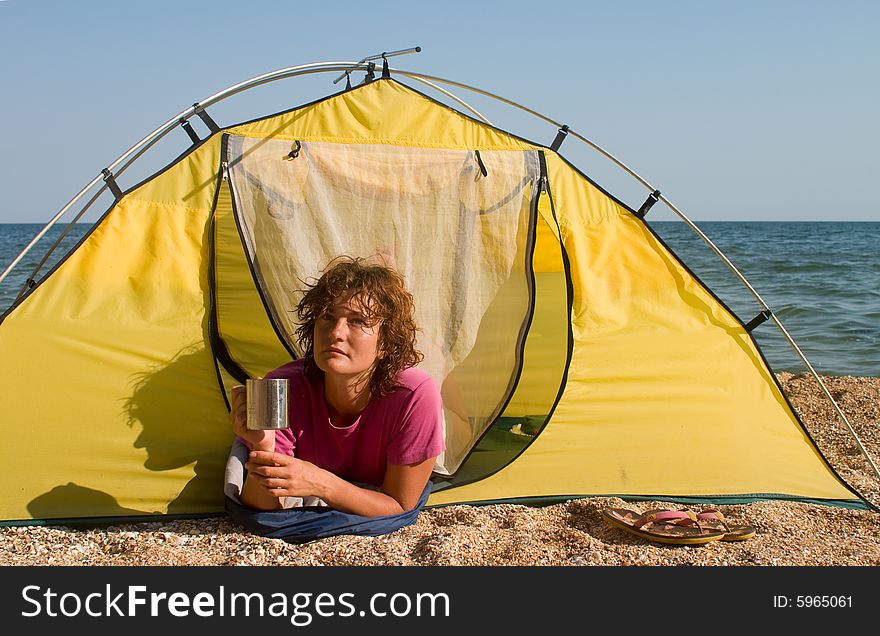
(602, 507), (726, 545)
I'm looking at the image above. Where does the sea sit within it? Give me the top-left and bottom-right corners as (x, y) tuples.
(0, 221), (877, 377)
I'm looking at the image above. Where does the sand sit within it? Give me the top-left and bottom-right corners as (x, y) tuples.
(2, 373), (878, 567)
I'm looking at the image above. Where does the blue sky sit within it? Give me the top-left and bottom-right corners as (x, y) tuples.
(0, 0), (877, 222)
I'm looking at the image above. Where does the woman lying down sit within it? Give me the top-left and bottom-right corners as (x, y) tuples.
(226, 256), (445, 540)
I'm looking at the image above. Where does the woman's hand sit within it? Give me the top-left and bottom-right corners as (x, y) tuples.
(230, 383), (274, 452)
(245, 451), (436, 517)
(245, 451), (323, 499)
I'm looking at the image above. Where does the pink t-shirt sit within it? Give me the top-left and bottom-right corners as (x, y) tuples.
(257, 359), (445, 487)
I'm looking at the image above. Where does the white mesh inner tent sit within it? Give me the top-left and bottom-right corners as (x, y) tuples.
(226, 136), (542, 474)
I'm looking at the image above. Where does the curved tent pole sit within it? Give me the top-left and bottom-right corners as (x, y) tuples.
(0, 61), (380, 289)
(387, 70), (769, 301)
(1, 61), (492, 293)
(2, 60), (876, 485)
(331, 46), (422, 84)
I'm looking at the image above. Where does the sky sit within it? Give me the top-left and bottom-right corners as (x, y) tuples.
(0, 0), (878, 222)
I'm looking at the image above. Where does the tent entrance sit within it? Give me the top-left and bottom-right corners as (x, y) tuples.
(224, 136), (563, 475)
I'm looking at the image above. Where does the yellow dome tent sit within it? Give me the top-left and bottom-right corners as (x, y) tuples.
(0, 55), (872, 523)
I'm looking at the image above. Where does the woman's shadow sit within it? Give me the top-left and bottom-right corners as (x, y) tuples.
(27, 345), (229, 523)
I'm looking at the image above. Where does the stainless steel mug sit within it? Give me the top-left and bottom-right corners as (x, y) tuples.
(246, 378), (289, 430)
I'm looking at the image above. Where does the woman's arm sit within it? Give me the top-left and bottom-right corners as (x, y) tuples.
(245, 450), (436, 516)
(240, 451), (287, 511)
(229, 383), (287, 511)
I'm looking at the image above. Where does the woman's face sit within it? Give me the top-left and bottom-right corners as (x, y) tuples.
(313, 292), (381, 381)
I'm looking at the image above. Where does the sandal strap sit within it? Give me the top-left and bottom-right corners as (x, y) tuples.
(697, 509), (725, 522)
(697, 509), (732, 532)
(633, 509), (697, 529)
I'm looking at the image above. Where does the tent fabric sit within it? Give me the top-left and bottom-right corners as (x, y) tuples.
(0, 77), (867, 524)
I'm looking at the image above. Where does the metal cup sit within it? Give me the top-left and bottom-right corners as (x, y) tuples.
(246, 378), (289, 430)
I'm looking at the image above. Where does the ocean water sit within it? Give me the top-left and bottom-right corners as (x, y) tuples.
(1, 221), (877, 376)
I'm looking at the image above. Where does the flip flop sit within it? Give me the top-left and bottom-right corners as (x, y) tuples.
(694, 509), (756, 542)
(602, 507), (726, 546)
(623, 506), (756, 542)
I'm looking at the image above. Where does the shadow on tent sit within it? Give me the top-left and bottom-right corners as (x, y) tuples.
(28, 347), (227, 524)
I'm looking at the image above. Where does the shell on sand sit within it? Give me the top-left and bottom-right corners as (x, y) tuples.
(2, 374), (878, 566)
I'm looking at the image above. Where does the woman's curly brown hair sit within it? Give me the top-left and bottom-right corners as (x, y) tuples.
(294, 256), (423, 396)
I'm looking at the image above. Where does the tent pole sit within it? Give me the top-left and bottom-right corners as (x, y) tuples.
(331, 47), (422, 84)
(0, 62), (373, 289)
(1, 63), (487, 292)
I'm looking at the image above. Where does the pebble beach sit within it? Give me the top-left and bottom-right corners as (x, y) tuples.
(2, 373), (878, 567)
